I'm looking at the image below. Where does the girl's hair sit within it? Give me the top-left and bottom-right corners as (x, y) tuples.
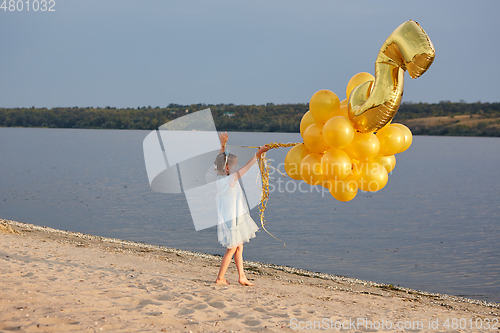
(215, 152), (237, 175)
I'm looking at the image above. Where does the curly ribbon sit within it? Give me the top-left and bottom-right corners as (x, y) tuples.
(238, 142), (299, 247)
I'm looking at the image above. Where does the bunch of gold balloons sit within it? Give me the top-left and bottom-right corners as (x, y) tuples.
(285, 76), (411, 202)
(284, 20), (435, 202)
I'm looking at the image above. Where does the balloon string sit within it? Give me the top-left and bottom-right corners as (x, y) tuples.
(246, 142), (299, 248)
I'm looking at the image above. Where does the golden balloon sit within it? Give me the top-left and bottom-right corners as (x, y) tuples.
(338, 105), (349, 119)
(348, 20), (435, 132)
(284, 143), (310, 180)
(352, 161), (388, 192)
(328, 175), (358, 202)
(300, 111), (316, 137)
(323, 116), (355, 149)
(374, 154), (396, 173)
(300, 153), (326, 185)
(303, 123), (330, 153)
(343, 132), (380, 161)
(391, 123), (413, 153)
(346, 72), (375, 100)
(321, 147), (352, 180)
(376, 124), (405, 156)
(309, 89), (340, 124)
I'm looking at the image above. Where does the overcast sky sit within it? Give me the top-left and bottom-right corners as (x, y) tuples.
(1, 0), (499, 108)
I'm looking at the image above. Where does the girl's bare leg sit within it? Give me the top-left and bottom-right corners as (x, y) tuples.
(234, 244), (254, 286)
(215, 247), (237, 284)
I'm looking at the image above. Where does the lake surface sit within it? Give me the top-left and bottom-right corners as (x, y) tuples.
(1, 127), (499, 303)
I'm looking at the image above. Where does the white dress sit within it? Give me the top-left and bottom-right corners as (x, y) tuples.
(216, 173), (259, 248)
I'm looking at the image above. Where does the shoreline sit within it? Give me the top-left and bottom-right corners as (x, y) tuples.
(3, 219), (498, 309)
(1, 218), (499, 332)
(2, 125), (500, 138)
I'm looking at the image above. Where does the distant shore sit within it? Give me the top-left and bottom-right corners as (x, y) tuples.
(1, 218), (498, 332)
(1, 101), (500, 136)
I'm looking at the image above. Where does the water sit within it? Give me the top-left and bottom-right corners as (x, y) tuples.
(1, 127), (499, 303)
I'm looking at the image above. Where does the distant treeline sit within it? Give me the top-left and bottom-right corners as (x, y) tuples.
(1, 101), (499, 136)
(394, 101), (500, 136)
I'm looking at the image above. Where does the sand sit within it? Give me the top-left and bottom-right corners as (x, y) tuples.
(0, 219), (498, 332)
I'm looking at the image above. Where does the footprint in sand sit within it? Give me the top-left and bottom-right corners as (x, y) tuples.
(208, 301), (225, 309)
(253, 307), (267, 313)
(135, 299), (162, 310)
(21, 272), (35, 278)
(157, 293), (174, 301)
(224, 311), (242, 319)
(145, 279), (165, 289)
(242, 319), (261, 326)
(269, 312), (289, 318)
(144, 311), (163, 316)
(177, 308), (195, 316)
(190, 303), (208, 310)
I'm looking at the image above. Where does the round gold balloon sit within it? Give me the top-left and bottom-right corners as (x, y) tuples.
(348, 20), (435, 133)
(309, 89), (340, 124)
(374, 154), (396, 173)
(346, 72), (375, 100)
(303, 123), (330, 153)
(321, 147), (352, 180)
(376, 124), (405, 156)
(352, 161), (388, 192)
(339, 99), (348, 107)
(391, 123), (413, 153)
(323, 116), (355, 149)
(284, 143), (309, 180)
(300, 153), (326, 185)
(343, 132), (380, 161)
(300, 111), (316, 137)
(328, 175), (358, 202)
(338, 105), (349, 118)
(332, 104), (349, 118)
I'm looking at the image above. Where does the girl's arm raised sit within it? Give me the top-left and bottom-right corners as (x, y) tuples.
(219, 132), (228, 154)
(232, 145), (270, 182)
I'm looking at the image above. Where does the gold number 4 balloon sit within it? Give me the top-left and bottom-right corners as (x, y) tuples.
(348, 20), (435, 133)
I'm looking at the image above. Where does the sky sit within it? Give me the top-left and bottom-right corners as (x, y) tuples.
(1, 0), (499, 108)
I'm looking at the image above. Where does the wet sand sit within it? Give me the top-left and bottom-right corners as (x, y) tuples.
(0, 219), (498, 332)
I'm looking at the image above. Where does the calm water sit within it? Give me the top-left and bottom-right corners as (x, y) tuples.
(0, 127), (499, 303)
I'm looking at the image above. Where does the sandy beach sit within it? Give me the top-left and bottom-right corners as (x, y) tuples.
(0, 219), (498, 332)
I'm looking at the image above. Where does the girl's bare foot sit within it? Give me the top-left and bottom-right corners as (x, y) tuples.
(215, 278), (230, 285)
(238, 277), (255, 286)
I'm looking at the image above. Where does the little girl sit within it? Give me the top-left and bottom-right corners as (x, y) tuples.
(214, 132), (269, 286)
